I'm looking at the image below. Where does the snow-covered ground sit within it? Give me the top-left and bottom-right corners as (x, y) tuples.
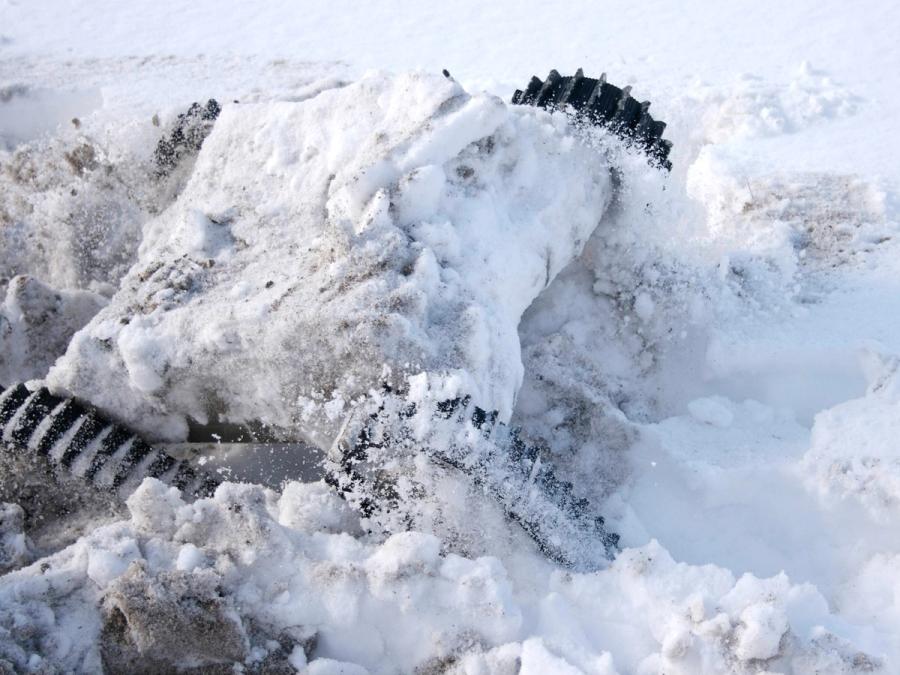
(2, 1), (900, 673)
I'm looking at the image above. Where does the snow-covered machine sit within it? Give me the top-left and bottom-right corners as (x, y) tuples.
(0, 70), (671, 571)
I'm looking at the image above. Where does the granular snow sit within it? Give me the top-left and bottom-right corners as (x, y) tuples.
(2, 0), (900, 671)
(46, 71), (613, 443)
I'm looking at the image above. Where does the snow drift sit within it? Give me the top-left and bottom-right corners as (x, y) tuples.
(1, 39), (899, 674)
(46, 72), (613, 443)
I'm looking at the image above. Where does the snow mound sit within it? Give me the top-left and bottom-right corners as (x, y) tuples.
(0, 275), (106, 384)
(801, 349), (900, 521)
(699, 62), (858, 144)
(0, 478), (878, 674)
(47, 71), (613, 442)
(688, 154), (888, 272)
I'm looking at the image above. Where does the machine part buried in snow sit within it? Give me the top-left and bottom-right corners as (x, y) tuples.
(0, 71), (672, 569)
(153, 98), (221, 177)
(0, 379), (618, 569)
(0, 383), (220, 501)
(326, 392), (620, 568)
(512, 68), (673, 170)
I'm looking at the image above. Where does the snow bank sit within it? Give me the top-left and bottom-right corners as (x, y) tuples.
(801, 349), (900, 521)
(47, 71), (613, 442)
(697, 63), (858, 145)
(0, 275), (106, 385)
(0, 478), (878, 674)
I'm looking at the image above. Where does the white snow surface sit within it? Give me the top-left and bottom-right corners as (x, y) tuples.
(2, 0), (900, 673)
(45, 72), (612, 441)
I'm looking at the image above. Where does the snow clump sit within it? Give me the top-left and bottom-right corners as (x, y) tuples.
(47, 71), (614, 443)
(0, 478), (878, 674)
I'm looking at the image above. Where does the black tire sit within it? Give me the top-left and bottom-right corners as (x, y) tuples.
(0, 384), (219, 499)
(512, 69), (672, 170)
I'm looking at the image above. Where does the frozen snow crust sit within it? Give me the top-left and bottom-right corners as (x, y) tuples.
(47, 72), (612, 442)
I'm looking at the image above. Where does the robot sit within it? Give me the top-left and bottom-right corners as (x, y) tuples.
(0, 70), (670, 570)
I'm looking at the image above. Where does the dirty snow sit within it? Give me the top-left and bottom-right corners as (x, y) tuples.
(45, 71), (612, 442)
(2, 0), (900, 673)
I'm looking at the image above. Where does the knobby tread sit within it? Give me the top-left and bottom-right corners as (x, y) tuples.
(84, 426), (132, 482)
(0, 384), (30, 427)
(154, 99), (221, 177)
(0, 384), (220, 499)
(35, 400), (84, 456)
(112, 439), (154, 488)
(146, 452), (177, 480)
(10, 389), (62, 446)
(512, 69), (672, 170)
(330, 393), (619, 569)
(0, 377), (614, 566)
(59, 412), (106, 468)
(170, 461), (198, 491)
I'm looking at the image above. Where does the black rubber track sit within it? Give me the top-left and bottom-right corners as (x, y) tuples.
(327, 393), (620, 569)
(154, 99), (221, 177)
(0, 384), (219, 499)
(512, 69), (672, 170)
(0, 382), (615, 567)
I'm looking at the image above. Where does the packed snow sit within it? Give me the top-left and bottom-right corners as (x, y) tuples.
(2, 0), (900, 673)
(45, 71), (613, 441)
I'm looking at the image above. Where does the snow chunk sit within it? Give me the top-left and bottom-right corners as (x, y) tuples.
(0, 502), (31, 574)
(688, 396), (735, 428)
(175, 543), (205, 572)
(126, 478), (186, 537)
(0, 274), (106, 384)
(801, 349), (900, 521)
(277, 480), (359, 534)
(47, 71), (612, 441)
(365, 531), (441, 580)
(86, 536), (141, 587)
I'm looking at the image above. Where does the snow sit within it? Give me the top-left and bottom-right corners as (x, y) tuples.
(688, 397), (735, 428)
(0, 275), (106, 385)
(44, 72), (612, 441)
(0, 479), (881, 673)
(2, 0), (900, 673)
(801, 349), (900, 521)
(0, 502), (29, 574)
